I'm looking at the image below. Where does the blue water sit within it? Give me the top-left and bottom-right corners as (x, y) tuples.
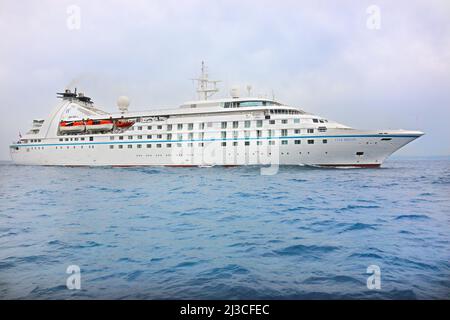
(0, 159), (449, 299)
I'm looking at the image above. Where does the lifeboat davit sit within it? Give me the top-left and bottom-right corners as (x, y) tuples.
(85, 119), (114, 132)
(59, 120), (85, 133)
(115, 119), (134, 128)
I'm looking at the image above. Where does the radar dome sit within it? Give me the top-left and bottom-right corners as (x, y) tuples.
(117, 96), (130, 113)
(230, 87), (240, 99)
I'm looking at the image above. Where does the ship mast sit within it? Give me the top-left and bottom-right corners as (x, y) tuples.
(192, 61), (220, 100)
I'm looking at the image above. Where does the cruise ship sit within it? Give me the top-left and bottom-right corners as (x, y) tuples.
(10, 63), (423, 168)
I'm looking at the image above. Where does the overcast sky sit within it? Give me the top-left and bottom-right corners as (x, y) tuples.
(1, 0), (449, 159)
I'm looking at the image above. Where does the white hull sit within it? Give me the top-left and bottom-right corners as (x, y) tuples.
(10, 130), (420, 167)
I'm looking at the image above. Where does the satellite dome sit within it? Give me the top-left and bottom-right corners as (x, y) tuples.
(117, 96), (130, 113)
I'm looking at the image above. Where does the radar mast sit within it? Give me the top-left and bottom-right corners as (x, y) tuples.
(192, 61), (220, 100)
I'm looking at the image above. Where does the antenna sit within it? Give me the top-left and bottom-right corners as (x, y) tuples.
(191, 61), (221, 100)
(246, 85), (252, 97)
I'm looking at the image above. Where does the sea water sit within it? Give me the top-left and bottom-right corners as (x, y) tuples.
(0, 158), (449, 299)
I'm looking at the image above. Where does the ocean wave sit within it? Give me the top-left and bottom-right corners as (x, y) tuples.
(274, 244), (340, 256)
(394, 214), (431, 220)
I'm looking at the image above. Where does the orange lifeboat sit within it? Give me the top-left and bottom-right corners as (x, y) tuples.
(115, 119), (134, 128)
(85, 119), (114, 132)
(59, 120), (85, 133)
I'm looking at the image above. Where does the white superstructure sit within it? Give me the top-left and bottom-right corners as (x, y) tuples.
(10, 63), (423, 167)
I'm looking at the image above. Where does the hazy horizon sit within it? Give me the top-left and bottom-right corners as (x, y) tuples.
(1, 0), (449, 160)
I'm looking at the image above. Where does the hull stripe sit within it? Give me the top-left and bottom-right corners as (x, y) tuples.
(10, 134), (419, 148)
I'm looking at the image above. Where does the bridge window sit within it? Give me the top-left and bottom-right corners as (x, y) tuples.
(313, 119), (319, 123)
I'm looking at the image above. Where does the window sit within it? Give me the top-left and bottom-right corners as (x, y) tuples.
(198, 142), (204, 147)
(188, 123), (193, 130)
(89, 137), (93, 141)
(137, 144), (142, 148)
(232, 131), (238, 138)
(294, 119), (300, 124)
(244, 120), (251, 128)
(221, 131), (226, 139)
(146, 144), (151, 148)
(233, 121), (239, 128)
(138, 135), (142, 139)
(308, 140), (314, 144)
(307, 129), (314, 134)
(221, 122), (227, 129)
(118, 145), (123, 149)
(138, 126), (142, 130)
(244, 131), (250, 139)
(282, 140), (288, 145)
(356, 152), (364, 156)
(256, 130), (262, 137)
(147, 135), (152, 139)
(177, 124), (183, 130)
(188, 133), (193, 140)
(200, 132), (205, 140)
(256, 120), (263, 127)
(147, 126), (152, 130)
(233, 141), (238, 146)
(269, 141), (275, 145)
(157, 125), (162, 130)
(81, 137), (85, 141)
(128, 145), (132, 148)
(281, 119), (288, 124)
(294, 129), (300, 134)
(167, 133), (172, 140)
(59, 138), (63, 141)
(269, 120), (275, 125)
(167, 124), (172, 131)
(268, 130), (274, 137)
(199, 123), (205, 130)
(167, 143), (172, 148)
(257, 141), (263, 145)
(157, 134), (162, 139)
(281, 129), (288, 136)
(313, 119), (319, 123)
(177, 134), (183, 140)
(119, 136), (124, 140)
(221, 142), (226, 147)
(156, 144), (162, 148)
(109, 145), (114, 149)
(110, 136), (114, 140)
(322, 139), (328, 144)
(295, 140), (301, 144)
(128, 136), (133, 140)
(245, 141), (250, 146)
